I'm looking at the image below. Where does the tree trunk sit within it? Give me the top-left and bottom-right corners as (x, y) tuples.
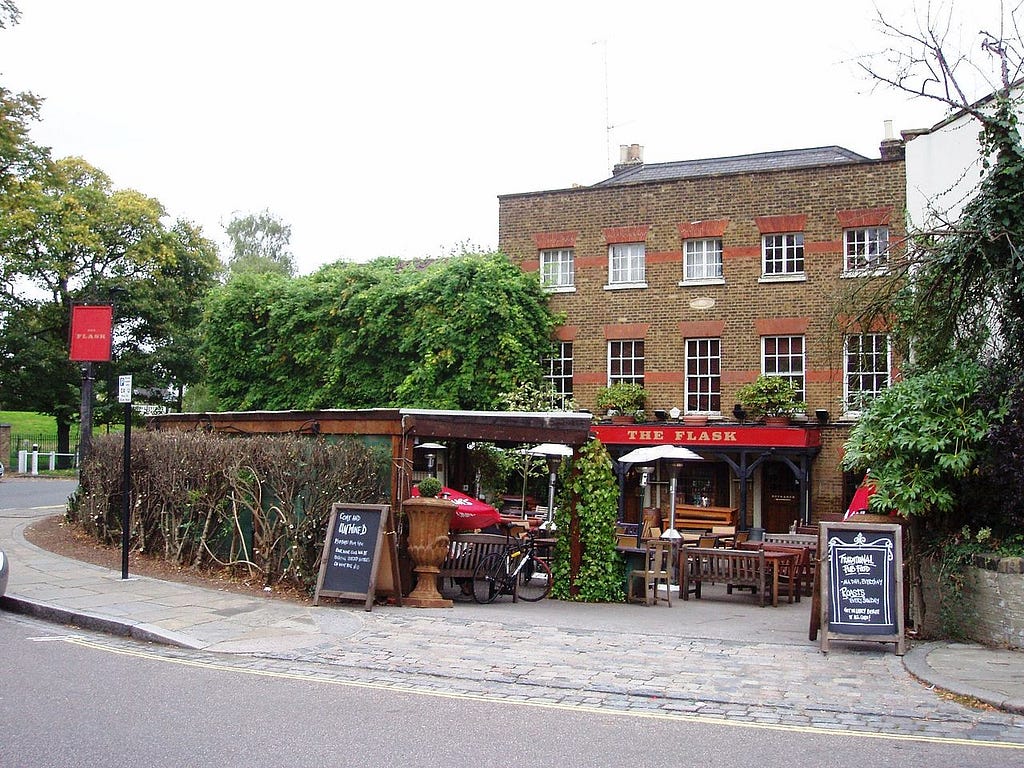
(907, 515), (926, 632)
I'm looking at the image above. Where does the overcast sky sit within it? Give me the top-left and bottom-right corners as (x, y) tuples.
(0, 1), (1007, 274)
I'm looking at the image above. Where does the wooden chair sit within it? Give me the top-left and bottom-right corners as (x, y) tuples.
(712, 525), (737, 547)
(733, 531), (750, 545)
(697, 535), (719, 549)
(629, 539), (673, 606)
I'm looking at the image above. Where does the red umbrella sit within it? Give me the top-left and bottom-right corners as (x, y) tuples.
(845, 481), (892, 520)
(411, 485), (502, 531)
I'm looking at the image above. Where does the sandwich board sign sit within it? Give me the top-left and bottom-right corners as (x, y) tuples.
(819, 521), (905, 655)
(314, 503), (392, 611)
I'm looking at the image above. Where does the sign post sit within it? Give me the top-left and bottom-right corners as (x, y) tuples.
(819, 521), (905, 655)
(69, 304), (113, 462)
(118, 374), (132, 580)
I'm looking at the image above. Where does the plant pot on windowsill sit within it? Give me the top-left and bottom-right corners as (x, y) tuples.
(763, 415), (791, 426)
(682, 414), (708, 426)
(735, 375), (804, 427)
(596, 383), (647, 425)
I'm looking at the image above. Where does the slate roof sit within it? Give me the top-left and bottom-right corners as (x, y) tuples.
(592, 146), (873, 187)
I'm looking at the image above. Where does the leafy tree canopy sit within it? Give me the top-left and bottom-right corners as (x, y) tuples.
(202, 252), (560, 411)
(0, 156), (220, 446)
(223, 208), (295, 278)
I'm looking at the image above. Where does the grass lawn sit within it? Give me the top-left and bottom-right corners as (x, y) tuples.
(0, 411), (75, 437)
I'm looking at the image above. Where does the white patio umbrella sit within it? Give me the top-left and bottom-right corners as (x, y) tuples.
(617, 445), (703, 540)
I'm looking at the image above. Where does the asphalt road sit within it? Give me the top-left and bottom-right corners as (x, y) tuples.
(0, 612), (1008, 768)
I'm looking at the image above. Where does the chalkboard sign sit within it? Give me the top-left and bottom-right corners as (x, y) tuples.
(314, 503), (391, 611)
(819, 521), (905, 655)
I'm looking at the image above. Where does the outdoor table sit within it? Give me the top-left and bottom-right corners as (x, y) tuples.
(737, 542), (805, 604)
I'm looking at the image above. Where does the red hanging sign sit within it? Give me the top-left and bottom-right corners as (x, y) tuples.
(69, 304), (113, 362)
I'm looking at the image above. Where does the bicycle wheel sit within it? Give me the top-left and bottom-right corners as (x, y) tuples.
(515, 555), (552, 601)
(472, 552), (507, 604)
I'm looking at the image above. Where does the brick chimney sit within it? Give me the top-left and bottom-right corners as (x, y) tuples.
(613, 143), (644, 174)
(879, 120), (905, 161)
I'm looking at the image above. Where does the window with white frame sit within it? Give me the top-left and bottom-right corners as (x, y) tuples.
(683, 239), (723, 281)
(685, 338), (721, 413)
(544, 341), (574, 408)
(539, 248), (574, 289)
(762, 233), (804, 276)
(762, 335), (805, 400)
(608, 340), (644, 386)
(844, 333), (890, 412)
(844, 227), (889, 272)
(608, 242), (646, 285)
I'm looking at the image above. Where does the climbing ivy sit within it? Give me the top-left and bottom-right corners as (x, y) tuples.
(551, 438), (625, 602)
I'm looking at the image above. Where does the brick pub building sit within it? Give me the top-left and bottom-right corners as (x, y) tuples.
(498, 135), (906, 533)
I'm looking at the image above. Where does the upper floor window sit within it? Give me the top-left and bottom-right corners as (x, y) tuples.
(544, 341), (574, 408)
(762, 233), (804, 276)
(844, 227), (889, 273)
(540, 248), (575, 289)
(608, 339), (644, 386)
(683, 239), (723, 282)
(762, 335), (805, 401)
(608, 243), (646, 286)
(844, 333), (890, 413)
(685, 338), (721, 414)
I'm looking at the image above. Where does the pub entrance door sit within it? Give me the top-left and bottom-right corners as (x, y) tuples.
(762, 461), (799, 533)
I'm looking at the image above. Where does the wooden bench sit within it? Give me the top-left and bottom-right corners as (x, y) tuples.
(679, 546), (769, 607)
(663, 505), (738, 533)
(440, 533), (510, 582)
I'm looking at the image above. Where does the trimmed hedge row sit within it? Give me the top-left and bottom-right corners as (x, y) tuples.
(69, 431), (390, 591)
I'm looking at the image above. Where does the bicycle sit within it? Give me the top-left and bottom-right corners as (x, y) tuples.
(472, 529), (552, 603)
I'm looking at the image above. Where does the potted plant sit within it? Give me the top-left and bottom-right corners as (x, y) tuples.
(595, 382), (647, 423)
(735, 375), (803, 425)
(401, 477), (456, 607)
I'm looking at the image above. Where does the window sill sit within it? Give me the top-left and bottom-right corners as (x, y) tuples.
(603, 282), (648, 291)
(543, 285), (576, 294)
(758, 273), (806, 284)
(678, 277), (725, 287)
(840, 268), (890, 279)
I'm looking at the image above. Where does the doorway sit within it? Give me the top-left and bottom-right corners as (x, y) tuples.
(762, 461), (799, 533)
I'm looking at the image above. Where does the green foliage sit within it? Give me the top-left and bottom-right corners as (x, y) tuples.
(551, 438), (625, 602)
(70, 431), (390, 590)
(223, 208), (295, 278)
(202, 252), (561, 412)
(843, 361), (1007, 521)
(0, 156), (219, 445)
(595, 382), (646, 416)
(415, 476), (442, 498)
(393, 252), (557, 409)
(735, 375), (803, 419)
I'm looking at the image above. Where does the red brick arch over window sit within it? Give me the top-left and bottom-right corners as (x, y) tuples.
(533, 230), (578, 249)
(836, 208), (892, 228)
(677, 219), (729, 239)
(603, 225), (650, 244)
(755, 214), (807, 234)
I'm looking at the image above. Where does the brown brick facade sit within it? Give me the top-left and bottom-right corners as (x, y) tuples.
(498, 148), (905, 523)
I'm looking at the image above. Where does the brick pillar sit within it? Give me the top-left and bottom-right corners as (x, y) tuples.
(0, 424), (10, 472)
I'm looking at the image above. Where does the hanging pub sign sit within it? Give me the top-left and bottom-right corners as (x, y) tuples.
(314, 503), (397, 611)
(69, 304), (113, 362)
(819, 521), (905, 655)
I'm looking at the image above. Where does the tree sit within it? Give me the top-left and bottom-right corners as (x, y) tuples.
(202, 252), (561, 412)
(0, 156), (220, 453)
(223, 209), (295, 278)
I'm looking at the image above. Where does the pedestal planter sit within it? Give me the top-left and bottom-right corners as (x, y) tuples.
(402, 496), (456, 608)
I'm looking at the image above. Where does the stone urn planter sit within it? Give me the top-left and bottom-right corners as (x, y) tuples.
(402, 495), (456, 607)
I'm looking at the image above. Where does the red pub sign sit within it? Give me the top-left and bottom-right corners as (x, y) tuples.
(69, 304), (113, 362)
(592, 423), (821, 449)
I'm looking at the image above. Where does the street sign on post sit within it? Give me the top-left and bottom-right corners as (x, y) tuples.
(119, 374), (133, 579)
(118, 375), (133, 404)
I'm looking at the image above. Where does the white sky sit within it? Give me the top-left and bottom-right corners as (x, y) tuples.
(0, 1), (1009, 274)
